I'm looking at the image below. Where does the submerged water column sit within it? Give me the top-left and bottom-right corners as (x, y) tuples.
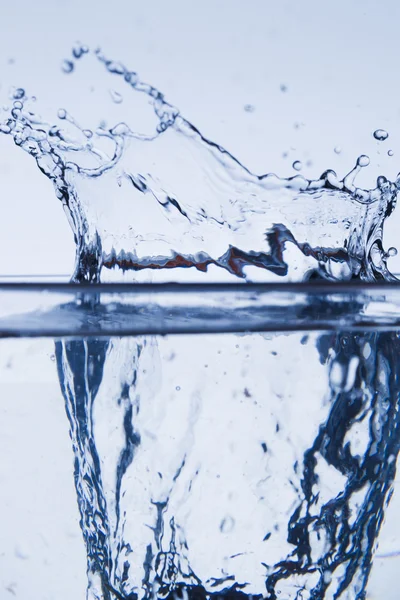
(55, 329), (400, 600)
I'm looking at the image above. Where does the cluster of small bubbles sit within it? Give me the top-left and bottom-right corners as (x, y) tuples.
(61, 60), (74, 74)
(334, 146), (342, 155)
(373, 129), (389, 141)
(357, 155), (370, 167)
(388, 149), (394, 157)
(243, 104), (255, 113)
(292, 160), (302, 171)
(109, 90), (123, 104)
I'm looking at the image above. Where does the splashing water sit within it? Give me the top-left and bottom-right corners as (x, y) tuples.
(2, 48), (400, 600)
(1, 48), (399, 284)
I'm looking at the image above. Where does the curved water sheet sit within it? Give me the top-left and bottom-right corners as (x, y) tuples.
(2, 48), (400, 600)
(1, 48), (399, 284)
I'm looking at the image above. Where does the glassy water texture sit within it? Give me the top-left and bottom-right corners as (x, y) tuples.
(1, 47), (400, 599)
(1, 332), (400, 600)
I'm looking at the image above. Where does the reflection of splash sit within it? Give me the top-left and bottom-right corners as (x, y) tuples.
(55, 331), (400, 600)
(1, 48), (399, 283)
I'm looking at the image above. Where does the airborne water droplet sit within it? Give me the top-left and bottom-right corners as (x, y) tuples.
(388, 149), (394, 157)
(357, 155), (370, 167)
(292, 160), (302, 171)
(109, 89), (123, 104)
(11, 87), (25, 100)
(244, 104), (255, 113)
(334, 146), (342, 154)
(57, 108), (67, 120)
(373, 129), (389, 141)
(72, 42), (89, 59)
(61, 60), (75, 74)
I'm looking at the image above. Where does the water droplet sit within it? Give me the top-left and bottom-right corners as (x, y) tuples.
(110, 90), (123, 104)
(175, 385), (181, 391)
(388, 149), (394, 157)
(280, 84), (288, 93)
(72, 42), (89, 59)
(11, 88), (25, 100)
(373, 129), (389, 141)
(50, 354), (55, 362)
(220, 516), (235, 534)
(107, 61), (125, 75)
(387, 247), (397, 257)
(334, 146), (342, 154)
(292, 160), (303, 171)
(15, 543), (30, 560)
(125, 71), (139, 86)
(61, 60), (74, 74)
(357, 155), (370, 168)
(377, 175), (388, 189)
(57, 108), (67, 120)
(83, 129), (93, 138)
(244, 104), (255, 113)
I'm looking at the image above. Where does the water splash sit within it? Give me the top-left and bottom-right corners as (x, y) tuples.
(1, 48), (399, 284)
(2, 47), (400, 600)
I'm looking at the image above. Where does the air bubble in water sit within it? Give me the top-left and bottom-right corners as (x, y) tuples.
(373, 129), (389, 141)
(61, 60), (75, 74)
(357, 155), (370, 167)
(220, 516), (235, 534)
(292, 160), (302, 171)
